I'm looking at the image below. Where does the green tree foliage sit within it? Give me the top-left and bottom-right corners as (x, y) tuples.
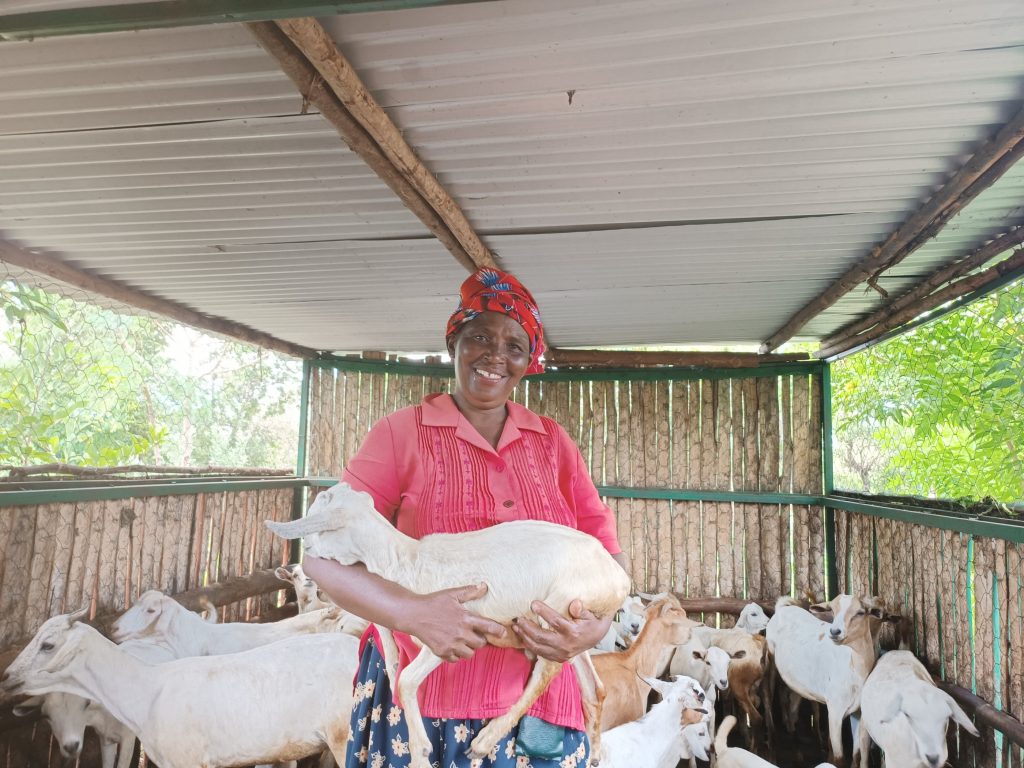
(0, 283), (301, 469)
(832, 279), (1024, 503)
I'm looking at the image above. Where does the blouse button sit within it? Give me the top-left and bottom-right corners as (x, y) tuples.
(503, 500), (515, 508)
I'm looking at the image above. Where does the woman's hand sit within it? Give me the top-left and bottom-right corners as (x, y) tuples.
(510, 600), (613, 663)
(402, 583), (507, 663)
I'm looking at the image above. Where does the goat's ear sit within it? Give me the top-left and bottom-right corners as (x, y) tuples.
(266, 511), (338, 539)
(692, 650), (705, 661)
(942, 692), (980, 737)
(731, 650), (746, 660)
(878, 694), (903, 724)
(12, 696), (42, 716)
(808, 602), (831, 616)
(274, 566), (293, 581)
(637, 673), (669, 696)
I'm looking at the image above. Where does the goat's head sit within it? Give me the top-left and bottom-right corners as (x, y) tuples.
(266, 482), (377, 562)
(809, 594), (878, 644)
(275, 563), (320, 604)
(691, 645), (740, 690)
(41, 693), (98, 761)
(0, 610), (90, 699)
(879, 684), (979, 768)
(639, 673), (707, 709)
(645, 596), (700, 646)
(110, 590), (180, 642)
(681, 721), (712, 762)
(618, 595), (647, 635)
(736, 602), (770, 634)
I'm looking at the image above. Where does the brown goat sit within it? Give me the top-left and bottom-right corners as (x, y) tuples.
(592, 596), (701, 731)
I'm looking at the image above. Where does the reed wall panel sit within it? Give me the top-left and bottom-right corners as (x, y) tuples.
(305, 365), (827, 604)
(835, 509), (1024, 764)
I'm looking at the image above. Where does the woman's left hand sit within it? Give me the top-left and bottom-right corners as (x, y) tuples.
(510, 600), (613, 663)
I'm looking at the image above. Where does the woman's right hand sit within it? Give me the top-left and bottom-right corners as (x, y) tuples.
(402, 583), (507, 663)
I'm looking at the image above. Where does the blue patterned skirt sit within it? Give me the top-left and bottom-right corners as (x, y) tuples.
(345, 638), (590, 768)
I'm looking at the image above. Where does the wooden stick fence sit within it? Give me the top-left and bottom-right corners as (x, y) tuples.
(836, 509), (1024, 765)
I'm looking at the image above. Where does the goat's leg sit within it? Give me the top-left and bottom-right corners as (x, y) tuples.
(376, 626), (401, 693)
(98, 737), (118, 768)
(468, 658), (563, 760)
(570, 652), (605, 765)
(113, 727), (136, 768)
(825, 703), (845, 767)
(855, 713), (872, 768)
(396, 647), (444, 768)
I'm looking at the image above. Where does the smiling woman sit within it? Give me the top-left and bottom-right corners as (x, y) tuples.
(302, 267), (628, 768)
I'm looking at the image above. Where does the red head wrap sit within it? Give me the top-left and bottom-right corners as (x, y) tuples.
(445, 268), (546, 375)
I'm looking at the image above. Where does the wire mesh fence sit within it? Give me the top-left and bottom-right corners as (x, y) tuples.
(0, 263), (303, 475)
(831, 275), (1024, 508)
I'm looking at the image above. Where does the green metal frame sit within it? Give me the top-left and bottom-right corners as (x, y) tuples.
(822, 363), (839, 598)
(0, 0), (496, 41)
(0, 477), (308, 507)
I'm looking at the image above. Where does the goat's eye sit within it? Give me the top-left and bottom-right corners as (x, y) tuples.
(856, 610), (866, 616)
(40, 642), (54, 652)
(147, 608), (156, 614)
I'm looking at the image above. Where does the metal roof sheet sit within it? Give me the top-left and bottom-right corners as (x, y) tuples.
(1, 0), (1023, 353)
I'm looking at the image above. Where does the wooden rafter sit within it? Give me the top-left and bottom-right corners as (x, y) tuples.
(247, 21), (482, 273)
(0, 241), (316, 359)
(818, 247), (1024, 359)
(760, 105), (1024, 353)
(545, 348), (809, 369)
(262, 17), (497, 272)
(821, 227), (1024, 352)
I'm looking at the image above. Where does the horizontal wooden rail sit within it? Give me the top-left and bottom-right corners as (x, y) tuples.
(938, 680), (1024, 749)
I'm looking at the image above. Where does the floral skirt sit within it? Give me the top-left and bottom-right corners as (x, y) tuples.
(345, 638), (590, 768)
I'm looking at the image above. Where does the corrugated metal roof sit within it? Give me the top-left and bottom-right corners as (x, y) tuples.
(1, 0), (1023, 353)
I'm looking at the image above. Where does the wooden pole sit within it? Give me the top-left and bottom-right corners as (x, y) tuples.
(822, 227), (1024, 350)
(274, 18), (497, 272)
(545, 348), (810, 369)
(247, 21), (480, 273)
(0, 240), (316, 359)
(818, 248), (1024, 358)
(673, 595), (775, 616)
(760, 107), (1024, 353)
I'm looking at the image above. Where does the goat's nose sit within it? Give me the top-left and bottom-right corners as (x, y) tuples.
(926, 755), (940, 767)
(830, 626), (841, 637)
(61, 741), (81, 757)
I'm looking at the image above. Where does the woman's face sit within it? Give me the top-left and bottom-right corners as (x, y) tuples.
(448, 312), (530, 412)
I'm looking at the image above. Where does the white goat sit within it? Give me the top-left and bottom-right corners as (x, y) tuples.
(11, 606), (209, 768)
(1, 611), (359, 768)
(266, 481), (630, 768)
(735, 602), (770, 634)
(714, 715), (839, 768)
(276, 563), (334, 613)
(599, 675), (711, 768)
(594, 594), (648, 652)
(111, 589), (342, 654)
(766, 595), (881, 768)
(859, 651), (978, 768)
(669, 631), (742, 734)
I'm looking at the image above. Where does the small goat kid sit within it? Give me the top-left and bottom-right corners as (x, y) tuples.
(714, 715), (839, 768)
(276, 563), (334, 613)
(859, 651), (978, 768)
(267, 482), (630, 768)
(599, 675), (711, 768)
(0, 611), (358, 768)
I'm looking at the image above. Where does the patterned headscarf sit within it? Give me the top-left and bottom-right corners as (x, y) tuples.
(445, 268), (546, 375)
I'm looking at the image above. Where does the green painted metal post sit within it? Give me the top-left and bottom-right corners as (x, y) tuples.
(290, 359), (312, 563)
(822, 362), (839, 599)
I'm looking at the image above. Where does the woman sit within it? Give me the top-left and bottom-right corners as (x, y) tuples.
(304, 268), (628, 768)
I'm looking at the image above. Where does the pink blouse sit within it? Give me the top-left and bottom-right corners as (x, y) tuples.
(342, 393), (621, 729)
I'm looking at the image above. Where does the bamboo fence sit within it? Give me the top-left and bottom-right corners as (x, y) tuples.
(836, 510), (1024, 766)
(0, 486), (295, 767)
(304, 365), (828, 611)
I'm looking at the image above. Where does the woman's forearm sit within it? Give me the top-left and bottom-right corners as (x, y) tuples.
(302, 556), (418, 633)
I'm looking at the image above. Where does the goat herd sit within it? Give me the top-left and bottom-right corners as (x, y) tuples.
(0, 483), (980, 768)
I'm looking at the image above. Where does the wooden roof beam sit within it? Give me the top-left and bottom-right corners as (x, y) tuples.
(760, 105), (1024, 353)
(265, 17), (497, 272)
(545, 348), (810, 369)
(0, 241), (316, 359)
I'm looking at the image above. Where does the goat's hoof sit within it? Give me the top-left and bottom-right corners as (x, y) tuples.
(468, 733), (496, 759)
